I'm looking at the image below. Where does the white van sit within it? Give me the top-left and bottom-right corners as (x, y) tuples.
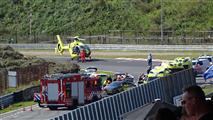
(198, 55), (213, 64)
(192, 59), (210, 75)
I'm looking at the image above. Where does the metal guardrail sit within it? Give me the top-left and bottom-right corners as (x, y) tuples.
(0, 86), (39, 109)
(51, 69), (196, 120)
(0, 93), (14, 109)
(0, 44), (213, 51)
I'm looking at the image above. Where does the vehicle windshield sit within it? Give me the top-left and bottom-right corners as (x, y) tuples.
(84, 45), (90, 51)
(192, 62), (196, 65)
(197, 61), (203, 65)
(109, 81), (122, 86)
(79, 45), (85, 50)
(98, 75), (107, 77)
(86, 69), (96, 72)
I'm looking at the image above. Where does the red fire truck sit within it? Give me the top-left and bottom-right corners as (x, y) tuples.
(34, 73), (103, 110)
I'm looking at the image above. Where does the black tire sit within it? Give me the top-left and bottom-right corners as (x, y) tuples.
(183, 65), (189, 69)
(38, 102), (43, 108)
(68, 99), (78, 110)
(48, 106), (58, 110)
(92, 95), (99, 102)
(116, 89), (120, 94)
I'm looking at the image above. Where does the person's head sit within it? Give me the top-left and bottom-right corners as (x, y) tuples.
(117, 75), (121, 80)
(154, 108), (177, 120)
(181, 85), (206, 116)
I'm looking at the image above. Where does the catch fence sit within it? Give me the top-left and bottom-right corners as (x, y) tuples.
(1, 30), (213, 45)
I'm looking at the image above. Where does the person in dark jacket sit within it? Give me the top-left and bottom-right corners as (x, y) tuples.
(147, 53), (152, 74)
(154, 108), (177, 120)
(182, 85), (213, 120)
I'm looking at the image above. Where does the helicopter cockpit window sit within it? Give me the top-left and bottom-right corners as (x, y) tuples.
(84, 45), (90, 49)
(73, 46), (80, 54)
(79, 45), (85, 50)
(84, 45), (91, 51)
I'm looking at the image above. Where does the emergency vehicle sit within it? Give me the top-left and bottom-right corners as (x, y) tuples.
(34, 73), (103, 110)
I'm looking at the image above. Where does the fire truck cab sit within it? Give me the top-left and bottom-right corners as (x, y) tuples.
(34, 73), (102, 110)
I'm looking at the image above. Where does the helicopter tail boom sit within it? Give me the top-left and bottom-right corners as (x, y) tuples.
(55, 35), (69, 55)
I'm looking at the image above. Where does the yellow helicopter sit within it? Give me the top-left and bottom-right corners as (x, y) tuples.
(55, 35), (91, 60)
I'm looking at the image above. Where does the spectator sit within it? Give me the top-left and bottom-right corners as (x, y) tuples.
(154, 107), (177, 120)
(181, 85), (213, 120)
(180, 107), (196, 120)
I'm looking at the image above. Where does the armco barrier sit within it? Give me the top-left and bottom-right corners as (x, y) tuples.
(0, 86), (39, 109)
(51, 69), (196, 120)
(0, 93), (13, 109)
(0, 44), (213, 51)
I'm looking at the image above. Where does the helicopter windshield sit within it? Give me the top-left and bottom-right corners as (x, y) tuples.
(84, 45), (90, 50)
(79, 45), (91, 57)
(79, 45), (90, 51)
(79, 45), (85, 50)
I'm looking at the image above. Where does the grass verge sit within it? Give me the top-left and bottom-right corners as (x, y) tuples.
(0, 101), (35, 114)
(17, 49), (213, 60)
(202, 84), (213, 96)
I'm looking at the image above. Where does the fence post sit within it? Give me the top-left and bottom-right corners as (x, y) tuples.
(120, 30), (123, 44)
